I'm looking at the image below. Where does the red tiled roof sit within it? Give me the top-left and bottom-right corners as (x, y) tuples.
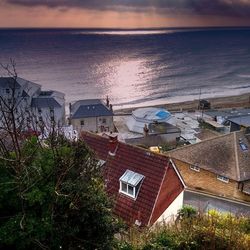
(81, 132), (184, 226)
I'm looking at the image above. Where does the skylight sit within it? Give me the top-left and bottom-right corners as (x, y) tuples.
(239, 142), (248, 151)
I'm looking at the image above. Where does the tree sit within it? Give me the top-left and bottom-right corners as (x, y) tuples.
(0, 62), (121, 249)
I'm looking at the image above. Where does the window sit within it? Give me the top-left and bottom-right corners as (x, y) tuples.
(190, 165), (200, 172)
(102, 118), (106, 124)
(217, 175), (229, 183)
(38, 108), (42, 114)
(119, 170), (144, 199)
(50, 108), (54, 116)
(6, 88), (10, 94)
(80, 120), (84, 126)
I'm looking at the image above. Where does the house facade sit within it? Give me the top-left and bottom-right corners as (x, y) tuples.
(168, 130), (250, 215)
(70, 99), (114, 134)
(0, 77), (65, 130)
(81, 132), (184, 227)
(31, 90), (65, 128)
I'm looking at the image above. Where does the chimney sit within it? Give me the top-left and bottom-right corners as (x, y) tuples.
(109, 104), (113, 112)
(106, 95), (110, 107)
(69, 102), (72, 114)
(108, 133), (118, 156)
(143, 124), (149, 137)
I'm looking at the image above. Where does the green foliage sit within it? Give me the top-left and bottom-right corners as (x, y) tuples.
(177, 205), (198, 220)
(0, 136), (121, 249)
(118, 211), (250, 250)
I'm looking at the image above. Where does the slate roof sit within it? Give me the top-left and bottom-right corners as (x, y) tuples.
(81, 132), (184, 226)
(71, 99), (113, 119)
(228, 115), (250, 127)
(0, 77), (41, 97)
(0, 77), (21, 88)
(31, 90), (65, 108)
(195, 129), (220, 141)
(168, 131), (250, 182)
(31, 98), (61, 108)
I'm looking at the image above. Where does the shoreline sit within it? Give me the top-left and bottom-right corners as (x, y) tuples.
(115, 92), (250, 114)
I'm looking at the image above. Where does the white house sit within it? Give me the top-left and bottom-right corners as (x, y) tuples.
(70, 99), (114, 134)
(0, 77), (65, 131)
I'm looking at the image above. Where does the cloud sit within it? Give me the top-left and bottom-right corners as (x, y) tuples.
(5, 0), (250, 17)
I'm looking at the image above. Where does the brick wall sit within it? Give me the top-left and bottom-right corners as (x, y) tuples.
(172, 159), (250, 202)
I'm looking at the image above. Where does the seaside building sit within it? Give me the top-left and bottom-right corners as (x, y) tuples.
(0, 77), (65, 130)
(205, 108), (250, 132)
(114, 107), (180, 147)
(31, 90), (65, 128)
(70, 99), (114, 134)
(168, 130), (250, 214)
(81, 132), (185, 227)
(81, 131), (250, 226)
(126, 107), (176, 133)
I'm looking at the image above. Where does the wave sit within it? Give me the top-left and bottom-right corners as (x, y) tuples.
(238, 74), (250, 78)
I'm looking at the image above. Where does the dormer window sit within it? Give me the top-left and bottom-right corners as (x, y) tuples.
(119, 170), (144, 199)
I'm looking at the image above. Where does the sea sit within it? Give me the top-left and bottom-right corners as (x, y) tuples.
(0, 27), (250, 111)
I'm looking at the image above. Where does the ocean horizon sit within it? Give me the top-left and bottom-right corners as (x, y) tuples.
(1, 27), (250, 110)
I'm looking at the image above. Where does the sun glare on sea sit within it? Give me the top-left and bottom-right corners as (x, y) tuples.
(106, 59), (150, 103)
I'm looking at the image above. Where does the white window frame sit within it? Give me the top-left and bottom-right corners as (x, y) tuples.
(119, 170), (144, 199)
(217, 175), (229, 183)
(120, 182), (136, 199)
(190, 165), (200, 172)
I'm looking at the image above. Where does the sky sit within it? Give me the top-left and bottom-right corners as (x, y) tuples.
(1, 0), (250, 28)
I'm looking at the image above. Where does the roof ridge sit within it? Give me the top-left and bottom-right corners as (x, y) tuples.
(169, 156), (234, 180)
(233, 132), (241, 181)
(82, 131), (169, 159)
(168, 131), (233, 154)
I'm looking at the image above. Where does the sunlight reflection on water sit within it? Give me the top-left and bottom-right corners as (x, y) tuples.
(104, 59), (153, 104)
(74, 30), (175, 36)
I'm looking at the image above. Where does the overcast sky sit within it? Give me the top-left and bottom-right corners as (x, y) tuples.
(1, 0), (250, 28)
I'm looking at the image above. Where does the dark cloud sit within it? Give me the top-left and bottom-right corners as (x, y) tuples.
(5, 0), (250, 17)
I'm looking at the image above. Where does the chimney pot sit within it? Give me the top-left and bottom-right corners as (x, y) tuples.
(108, 134), (118, 156)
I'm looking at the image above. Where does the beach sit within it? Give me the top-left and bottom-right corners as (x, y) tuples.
(115, 92), (250, 114)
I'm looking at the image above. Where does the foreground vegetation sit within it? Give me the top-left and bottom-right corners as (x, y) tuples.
(0, 136), (122, 249)
(118, 207), (250, 250)
(0, 63), (121, 249)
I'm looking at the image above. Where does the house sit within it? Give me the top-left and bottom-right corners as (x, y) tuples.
(114, 107), (180, 146)
(0, 77), (40, 106)
(205, 108), (250, 132)
(227, 115), (250, 132)
(168, 130), (250, 215)
(70, 99), (114, 133)
(81, 132), (184, 227)
(0, 77), (65, 129)
(31, 90), (65, 127)
(126, 107), (176, 134)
